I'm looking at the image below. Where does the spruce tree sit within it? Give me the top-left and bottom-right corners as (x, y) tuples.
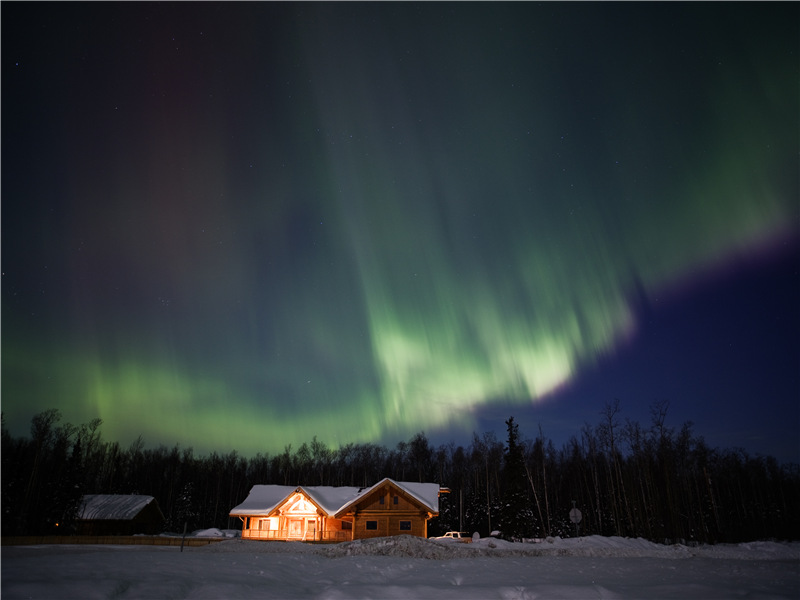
(500, 417), (531, 540)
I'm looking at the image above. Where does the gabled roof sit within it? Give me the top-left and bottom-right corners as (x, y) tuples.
(229, 479), (440, 517)
(228, 485), (302, 516)
(393, 480), (440, 512)
(334, 478), (440, 516)
(78, 495), (160, 521)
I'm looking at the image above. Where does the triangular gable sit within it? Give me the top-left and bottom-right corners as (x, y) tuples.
(334, 478), (439, 517)
(279, 491), (321, 515)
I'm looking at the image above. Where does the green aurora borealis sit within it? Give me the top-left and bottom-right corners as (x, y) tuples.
(3, 4), (798, 457)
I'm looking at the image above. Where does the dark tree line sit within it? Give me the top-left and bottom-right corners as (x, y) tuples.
(3, 400), (799, 543)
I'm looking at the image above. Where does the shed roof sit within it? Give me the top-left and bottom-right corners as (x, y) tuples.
(78, 495), (160, 521)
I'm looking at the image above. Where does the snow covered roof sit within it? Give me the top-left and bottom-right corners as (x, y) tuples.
(229, 479), (440, 517)
(78, 495), (160, 521)
(228, 485), (300, 516)
(335, 478), (440, 516)
(301, 485), (363, 515)
(392, 480), (440, 512)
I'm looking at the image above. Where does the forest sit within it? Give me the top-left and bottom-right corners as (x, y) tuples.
(3, 400), (799, 544)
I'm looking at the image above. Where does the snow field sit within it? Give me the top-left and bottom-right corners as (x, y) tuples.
(2, 535), (798, 599)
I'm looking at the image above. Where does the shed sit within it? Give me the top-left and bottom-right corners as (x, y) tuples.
(77, 494), (165, 536)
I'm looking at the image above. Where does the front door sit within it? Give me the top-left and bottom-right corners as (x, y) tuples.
(306, 518), (316, 540)
(289, 519), (303, 538)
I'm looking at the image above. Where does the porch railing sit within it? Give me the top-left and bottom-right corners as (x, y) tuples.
(242, 528), (350, 542)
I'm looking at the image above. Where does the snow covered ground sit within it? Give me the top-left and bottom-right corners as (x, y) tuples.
(3, 533), (798, 599)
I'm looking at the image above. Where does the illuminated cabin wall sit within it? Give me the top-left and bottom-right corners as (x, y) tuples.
(236, 483), (436, 541)
(346, 484), (431, 539)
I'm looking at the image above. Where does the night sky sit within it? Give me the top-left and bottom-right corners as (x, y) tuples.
(3, 3), (798, 463)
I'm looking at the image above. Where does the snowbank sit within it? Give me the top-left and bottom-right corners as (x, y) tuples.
(190, 528), (239, 538)
(197, 533), (800, 561)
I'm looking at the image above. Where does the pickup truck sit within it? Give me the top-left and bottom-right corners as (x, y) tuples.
(432, 531), (472, 542)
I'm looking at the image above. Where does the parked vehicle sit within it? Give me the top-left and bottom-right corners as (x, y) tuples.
(431, 531), (472, 542)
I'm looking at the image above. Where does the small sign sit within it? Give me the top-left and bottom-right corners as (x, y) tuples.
(569, 507), (582, 524)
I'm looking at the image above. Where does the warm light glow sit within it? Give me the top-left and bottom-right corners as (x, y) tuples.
(286, 496), (314, 515)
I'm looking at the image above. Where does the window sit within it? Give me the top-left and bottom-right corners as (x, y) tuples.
(366, 521), (378, 530)
(342, 521), (352, 531)
(379, 495), (385, 505)
(399, 521), (411, 531)
(393, 495), (399, 505)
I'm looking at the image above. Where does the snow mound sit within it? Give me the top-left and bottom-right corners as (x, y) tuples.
(693, 540), (800, 560)
(192, 527), (228, 537)
(324, 535), (480, 559)
(197, 535), (800, 561)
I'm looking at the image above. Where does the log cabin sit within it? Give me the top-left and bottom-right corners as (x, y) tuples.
(229, 478), (440, 542)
